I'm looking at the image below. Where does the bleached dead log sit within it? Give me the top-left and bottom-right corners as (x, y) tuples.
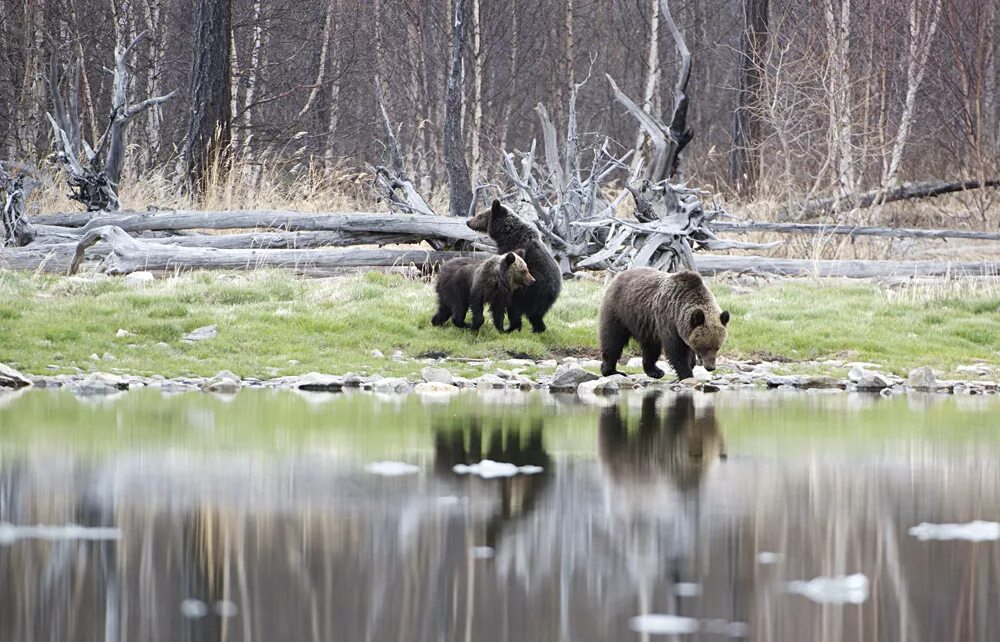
(30, 210), (481, 242)
(46, 31), (176, 211)
(710, 220), (1000, 241)
(786, 179), (1000, 220)
(64, 226), (475, 275)
(696, 255), (999, 278)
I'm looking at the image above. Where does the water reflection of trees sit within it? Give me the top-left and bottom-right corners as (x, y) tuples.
(1, 395), (1000, 641)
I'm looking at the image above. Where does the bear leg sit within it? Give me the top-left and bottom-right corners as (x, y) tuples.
(640, 341), (665, 379)
(506, 308), (524, 333)
(451, 304), (469, 328)
(470, 297), (485, 331)
(527, 314), (547, 333)
(490, 304), (507, 333)
(431, 303), (451, 327)
(665, 335), (695, 380)
(599, 318), (630, 377)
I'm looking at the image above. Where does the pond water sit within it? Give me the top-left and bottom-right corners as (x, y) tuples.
(1, 387), (999, 641)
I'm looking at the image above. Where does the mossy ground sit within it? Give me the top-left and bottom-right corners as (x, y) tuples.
(1, 269), (998, 380)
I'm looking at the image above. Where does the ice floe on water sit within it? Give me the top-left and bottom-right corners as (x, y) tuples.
(364, 461), (420, 476)
(181, 599), (209, 619)
(629, 615), (748, 637)
(757, 551), (783, 565)
(786, 573), (869, 604)
(629, 615), (700, 635)
(452, 460), (544, 479)
(0, 522), (122, 544)
(472, 546), (495, 559)
(673, 582), (702, 597)
(908, 520), (1000, 542)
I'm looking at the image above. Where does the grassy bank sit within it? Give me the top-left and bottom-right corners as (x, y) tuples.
(1, 270), (998, 379)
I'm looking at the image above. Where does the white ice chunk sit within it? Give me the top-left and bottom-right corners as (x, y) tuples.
(0, 522), (122, 545)
(786, 573), (869, 604)
(452, 460), (544, 478)
(908, 520), (1000, 542)
(472, 546), (495, 559)
(674, 582), (702, 597)
(757, 551), (783, 565)
(181, 599), (209, 619)
(629, 614), (700, 635)
(215, 600), (239, 617)
(365, 461), (420, 476)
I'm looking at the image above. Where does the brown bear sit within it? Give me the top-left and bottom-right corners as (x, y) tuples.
(431, 250), (535, 332)
(599, 268), (730, 380)
(466, 200), (562, 333)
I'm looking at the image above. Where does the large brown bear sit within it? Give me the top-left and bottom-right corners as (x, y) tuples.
(431, 250), (535, 332)
(467, 200), (562, 333)
(599, 268), (730, 380)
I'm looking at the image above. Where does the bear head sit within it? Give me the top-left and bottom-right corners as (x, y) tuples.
(466, 199), (507, 233)
(685, 308), (730, 371)
(502, 249), (535, 289)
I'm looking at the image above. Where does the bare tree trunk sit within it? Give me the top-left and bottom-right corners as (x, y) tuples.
(729, 0), (769, 197)
(824, 0), (856, 197)
(630, 0), (660, 175)
(880, 0), (942, 190)
(297, 0), (335, 120)
(183, 0), (232, 193)
(241, 0), (264, 158)
(470, 0), (483, 188)
(497, 0), (519, 153)
(141, 0), (165, 167)
(444, 0), (473, 217)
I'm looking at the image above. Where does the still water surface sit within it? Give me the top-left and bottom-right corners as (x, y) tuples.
(0, 387), (999, 641)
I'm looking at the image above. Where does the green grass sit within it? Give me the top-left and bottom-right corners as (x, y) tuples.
(1, 270), (998, 379)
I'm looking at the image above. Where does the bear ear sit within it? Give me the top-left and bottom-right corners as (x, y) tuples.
(514, 248), (526, 258)
(720, 310), (730, 326)
(491, 199), (505, 216)
(503, 252), (516, 265)
(690, 309), (706, 328)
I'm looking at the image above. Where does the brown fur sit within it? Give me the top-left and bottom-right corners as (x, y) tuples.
(431, 250), (535, 332)
(467, 200), (562, 332)
(599, 268), (730, 379)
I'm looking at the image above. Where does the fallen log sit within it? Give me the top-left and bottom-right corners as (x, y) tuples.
(784, 179), (999, 220)
(696, 255), (999, 278)
(140, 230), (419, 250)
(65, 226), (476, 275)
(711, 220), (1000, 241)
(29, 210), (482, 242)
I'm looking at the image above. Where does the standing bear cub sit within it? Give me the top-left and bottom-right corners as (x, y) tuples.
(467, 200), (562, 333)
(599, 268), (730, 380)
(431, 250), (535, 332)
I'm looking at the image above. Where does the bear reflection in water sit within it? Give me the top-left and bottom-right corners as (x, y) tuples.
(433, 417), (552, 551)
(599, 392), (726, 492)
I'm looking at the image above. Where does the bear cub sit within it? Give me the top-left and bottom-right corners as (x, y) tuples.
(431, 250), (535, 332)
(466, 200), (562, 333)
(599, 268), (730, 380)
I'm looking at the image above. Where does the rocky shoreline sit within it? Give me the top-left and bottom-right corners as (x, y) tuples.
(2, 358), (997, 398)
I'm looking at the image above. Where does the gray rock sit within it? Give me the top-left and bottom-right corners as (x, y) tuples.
(73, 372), (128, 395)
(475, 374), (507, 389)
(578, 374), (636, 396)
(390, 350), (405, 362)
(513, 374), (536, 390)
(342, 372), (364, 387)
(549, 365), (600, 392)
(294, 372), (344, 392)
(124, 271), (155, 287)
(420, 366), (453, 385)
(372, 377), (413, 393)
(182, 325), (218, 343)
(371, 349), (385, 359)
(907, 366), (938, 390)
(414, 381), (459, 395)
(116, 329), (132, 338)
(538, 359), (558, 369)
(848, 366), (893, 391)
(0, 363), (31, 389)
(203, 371), (241, 394)
(102, 352), (117, 361)
(800, 375), (845, 389)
